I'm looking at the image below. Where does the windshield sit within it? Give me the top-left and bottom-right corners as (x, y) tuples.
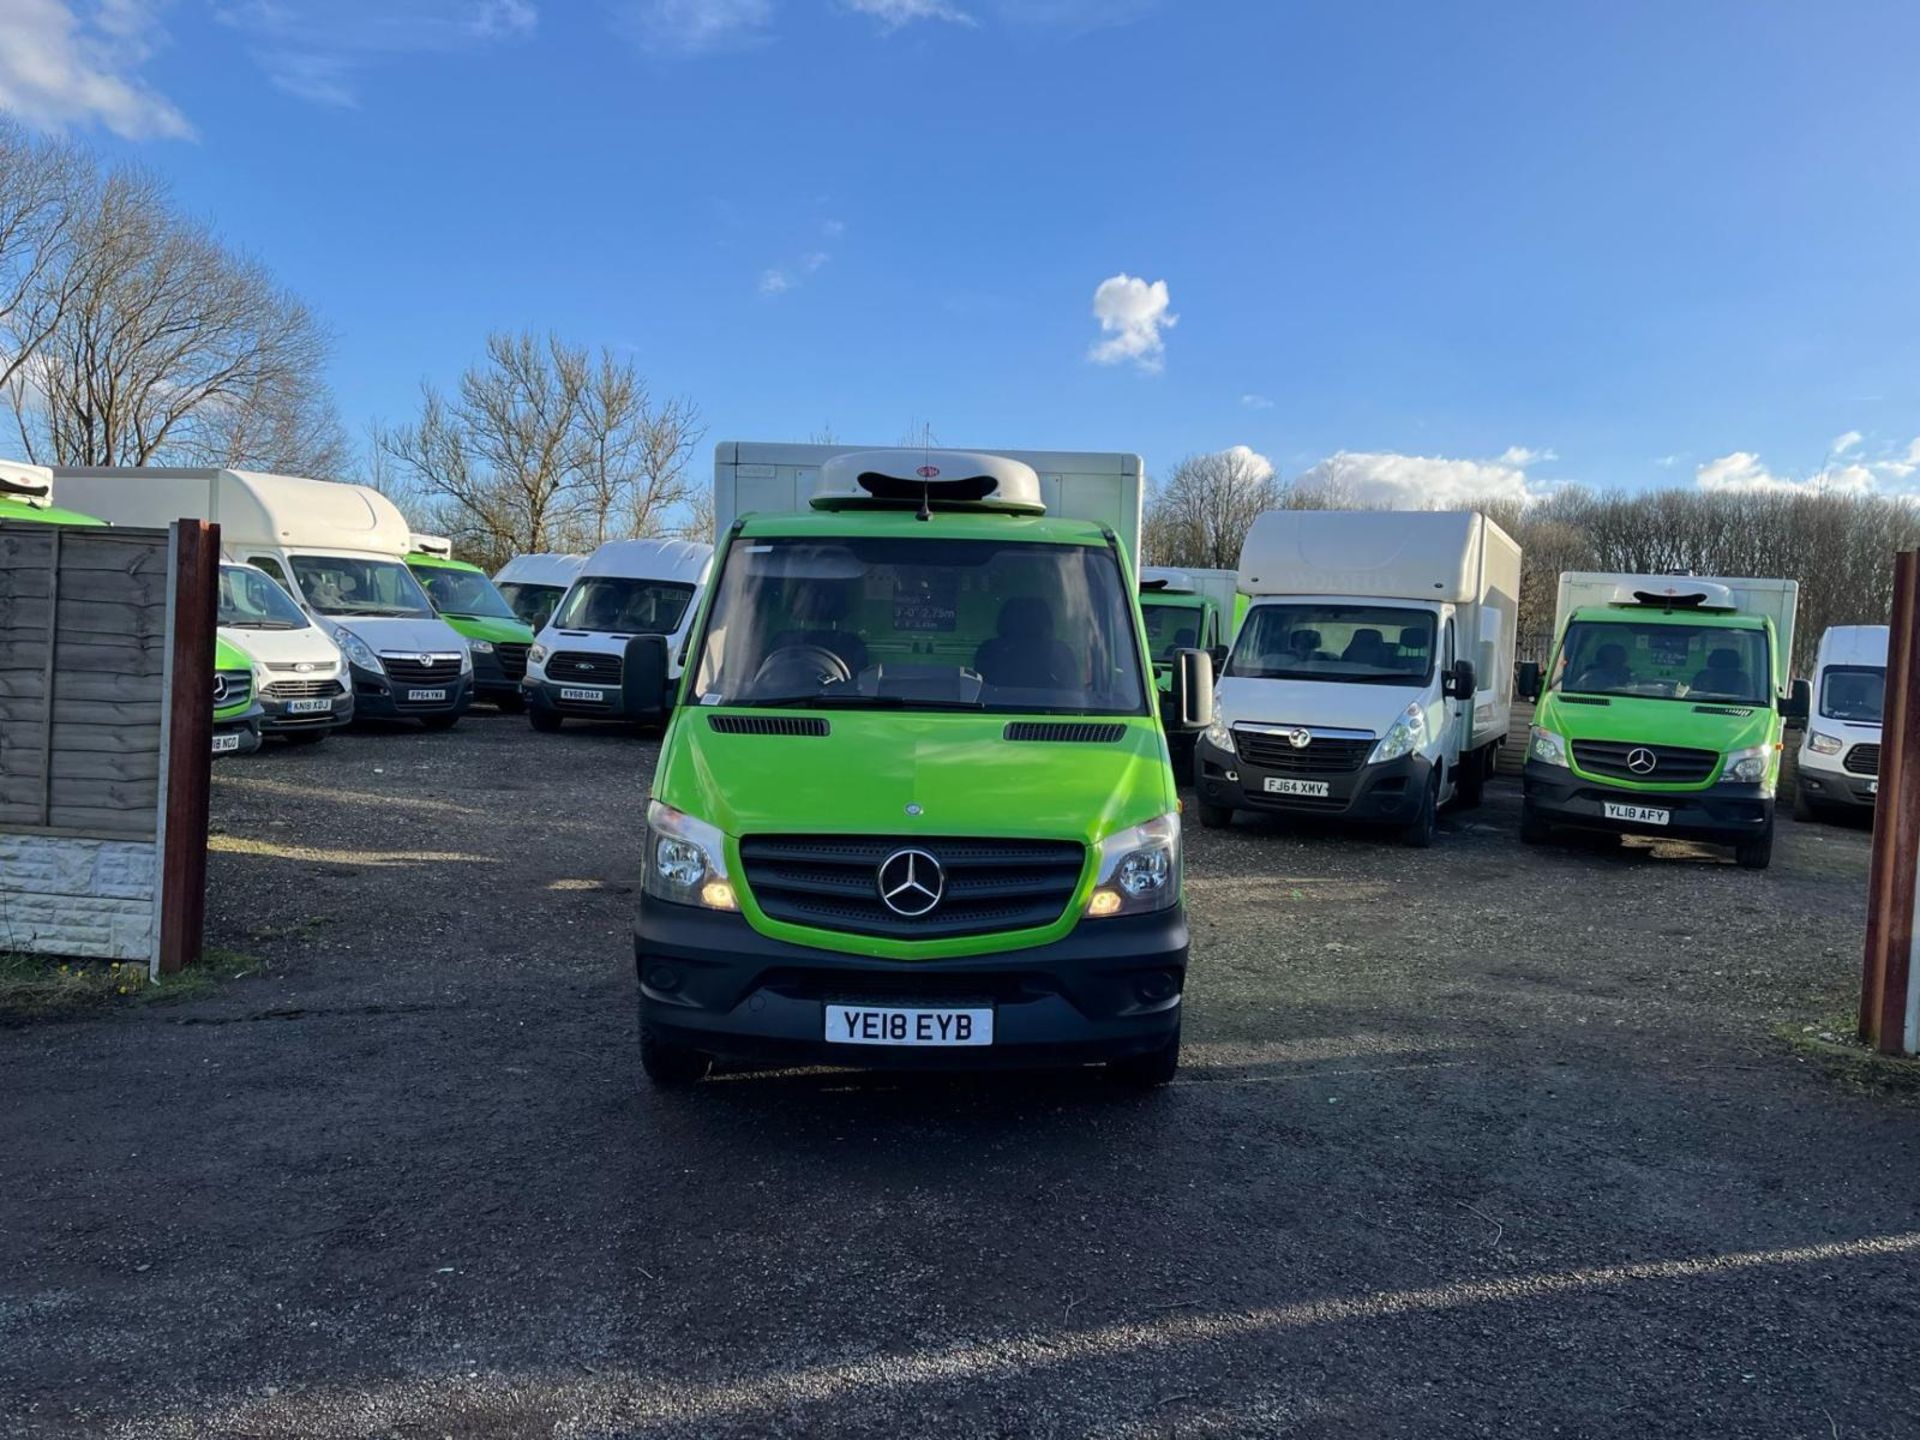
(289, 554), (435, 619)
(552, 577), (695, 635)
(219, 564), (309, 630)
(1554, 620), (1769, 704)
(1140, 599), (1203, 664)
(1227, 603), (1436, 685)
(692, 535), (1147, 715)
(499, 581), (567, 629)
(410, 562), (516, 620)
(1820, 664), (1885, 723)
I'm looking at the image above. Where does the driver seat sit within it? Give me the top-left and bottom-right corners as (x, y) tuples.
(974, 597), (1075, 690)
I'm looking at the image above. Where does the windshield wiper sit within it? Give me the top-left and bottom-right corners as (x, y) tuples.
(226, 620), (300, 630)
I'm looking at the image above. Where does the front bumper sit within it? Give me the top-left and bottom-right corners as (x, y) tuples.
(635, 900), (1188, 1069)
(1194, 734), (1431, 823)
(469, 648), (526, 703)
(212, 713), (263, 757)
(1797, 760), (1877, 809)
(523, 675), (671, 723)
(1523, 760), (1773, 838)
(350, 664), (472, 720)
(257, 683), (353, 734)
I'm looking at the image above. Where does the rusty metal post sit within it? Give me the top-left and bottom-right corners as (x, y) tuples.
(156, 520), (218, 977)
(1860, 550), (1920, 1054)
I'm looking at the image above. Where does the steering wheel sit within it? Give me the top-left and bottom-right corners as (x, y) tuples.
(751, 644), (853, 694)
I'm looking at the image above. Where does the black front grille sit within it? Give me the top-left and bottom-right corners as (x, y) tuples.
(1004, 722), (1126, 743)
(1234, 729), (1373, 774)
(550, 650), (622, 686)
(739, 834), (1086, 940)
(382, 654), (463, 687)
(496, 643), (530, 681)
(264, 679), (344, 700)
(708, 715), (829, 736)
(213, 672), (253, 709)
(1845, 743), (1881, 776)
(1571, 740), (1718, 783)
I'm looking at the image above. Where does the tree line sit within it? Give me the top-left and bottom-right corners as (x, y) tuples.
(0, 118), (703, 571)
(1144, 450), (1920, 672)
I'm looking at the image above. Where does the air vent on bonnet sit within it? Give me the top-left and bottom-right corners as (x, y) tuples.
(1560, 695), (1611, 707)
(1692, 705), (1754, 717)
(1003, 722), (1126, 744)
(707, 715), (830, 737)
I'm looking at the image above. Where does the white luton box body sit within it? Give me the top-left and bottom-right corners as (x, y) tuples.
(713, 442), (1145, 563)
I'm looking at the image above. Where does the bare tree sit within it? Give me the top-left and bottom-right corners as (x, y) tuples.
(0, 119), (89, 404)
(378, 331), (704, 571)
(1143, 448), (1281, 569)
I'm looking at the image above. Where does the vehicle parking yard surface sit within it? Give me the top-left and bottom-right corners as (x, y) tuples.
(4, 716), (1917, 1438)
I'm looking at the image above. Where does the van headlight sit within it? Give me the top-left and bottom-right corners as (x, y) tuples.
(331, 626), (382, 675)
(529, 643), (548, 667)
(1528, 725), (1569, 768)
(1369, 703), (1427, 764)
(459, 645), (474, 674)
(643, 800), (737, 910)
(1724, 744), (1775, 791)
(1807, 731), (1843, 756)
(468, 639), (494, 655)
(1086, 813), (1180, 918)
(1202, 714), (1235, 755)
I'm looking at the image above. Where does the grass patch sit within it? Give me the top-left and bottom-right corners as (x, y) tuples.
(1776, 1010), (1920, 1102)
(0, 948), (254, 1023)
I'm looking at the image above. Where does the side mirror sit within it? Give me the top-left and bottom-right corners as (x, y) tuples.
(1443, 659), (1476, 699)
(1169, 647), (1214, 733)
(623, 634), (670, 718)
(1516, 661), (1542, 703)
(1781, 677), (1810, 722)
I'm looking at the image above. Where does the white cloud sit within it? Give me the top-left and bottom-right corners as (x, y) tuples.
(0, 0), (192, 138)
(1654, 454), (1682, 468)
(621, 0), (771, 53)
(214, 1), (540, 107)
(1831, 429), (1864, 456)
(1218, 444), (1274, 482)
(758, 267), (792, 295)
(1694, 451), (1878, 496)
(842, 0), (974, 29)
(1496, 444), (1556, 466)
(757, 246), (829, 296)
(1295, 450), (1543, 509)
(1087, 273), (1175, 373)
(822, 218), (847, 237)
(1240, 394), (1273, 410)
(1877, 437), (1920, 481)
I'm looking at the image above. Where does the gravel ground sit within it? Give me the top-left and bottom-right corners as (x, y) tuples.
(3, 711), (1917, 1439)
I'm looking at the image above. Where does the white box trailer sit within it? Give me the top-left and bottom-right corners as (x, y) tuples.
(714, 441), (1144, 563)
(1196, 510), (1523, 843)
(1553, 572), (1799, 692)
(53, 467), (473, 727)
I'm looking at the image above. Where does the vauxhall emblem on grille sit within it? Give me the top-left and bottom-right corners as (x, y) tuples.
(877, 848), (944, 918)
(416, 653), (436, 666)
(1627, 747), (1659, 774)
(1285, 727), (1313, 749)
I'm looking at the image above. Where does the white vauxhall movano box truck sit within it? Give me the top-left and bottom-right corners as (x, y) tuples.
(1795, 624), (1886, 820)
(1195, 510), (1521, 846)
(524, 538), (713, 731)
(54, 468), (474, 729)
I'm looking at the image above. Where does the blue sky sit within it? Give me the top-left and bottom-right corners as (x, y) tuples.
(5, 0), (1919, 506)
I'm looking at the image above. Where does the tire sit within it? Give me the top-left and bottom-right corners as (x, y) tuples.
(1108, 1025), (1180, 1088)
(420, 713), (460, 731)
(1791, 782), (1816, 823)
(639, 1025), (711, 1088)
(529, 709), (563, 734)
(1196, 799), (1234, 829)
(283, 730), (328, 746)
(1401, 775), (1439, 848)
(1519, 805), (1552, 846)
(494, 693), (526, 714)
(1734, 823), (1774, 871)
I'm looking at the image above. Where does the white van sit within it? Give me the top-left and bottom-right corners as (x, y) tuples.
(1795, 624), (1886, 820)
(494, 552), (585, 631)
(53, 467), (473, 729)
(218, 561), (352, 741)
(523, 538), (713, 731)
(1196, 510), (1521, 846)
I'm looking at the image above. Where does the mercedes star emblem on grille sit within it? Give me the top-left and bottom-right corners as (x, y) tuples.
(1285, 727), (1312, 749)
(1627, 747), (1658, 774)
(877, 848), (944, 918)
(212, 675), (229, 703)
